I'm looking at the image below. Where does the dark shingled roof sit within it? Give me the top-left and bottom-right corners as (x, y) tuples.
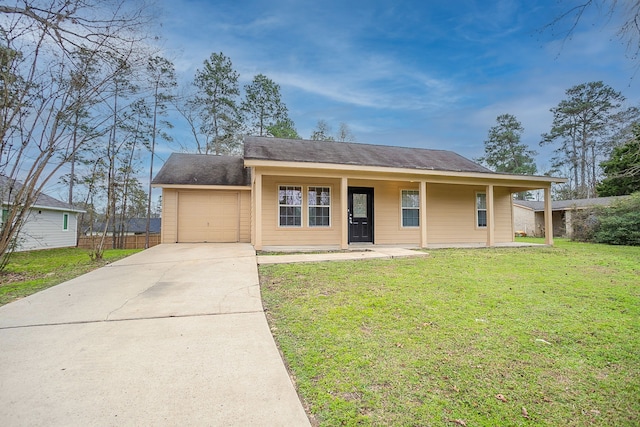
(86, 218), (161, 234)
(0, 175), (82, 212)
(152, 154), (251, 186)
(244, 136), (492, 173)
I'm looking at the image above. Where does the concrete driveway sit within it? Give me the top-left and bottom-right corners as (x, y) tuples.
(0, 244), (310, 426)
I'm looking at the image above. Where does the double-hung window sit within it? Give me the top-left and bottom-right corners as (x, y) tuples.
(401, 190), (419, 227)
(476, 192), (487, 227)
(308, 187), (330, 227)
(278, 186), (302, 226)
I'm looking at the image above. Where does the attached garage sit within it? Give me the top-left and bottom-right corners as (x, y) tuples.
(177, 190), (240, 242)
(152, 155), (251, 244)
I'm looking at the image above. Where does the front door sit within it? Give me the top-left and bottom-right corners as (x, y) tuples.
(348, 187), (374, 243)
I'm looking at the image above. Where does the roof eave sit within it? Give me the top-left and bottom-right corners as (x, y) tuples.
(244, 159), (566, 184)
(151, 184), (251, 190)
(2, 201), (85, 213)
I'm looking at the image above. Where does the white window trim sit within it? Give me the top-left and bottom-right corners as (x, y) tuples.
(476, 191), (487, 229)
(62, 213), (69, 231)
(400, 189), (420, 228)
(277, 185), (303, 228)
(307, 186), (332, 228)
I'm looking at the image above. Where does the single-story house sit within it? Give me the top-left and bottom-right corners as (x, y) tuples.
(1, 176), (84, 252)
(152, 136), (565, 250)
(513, 195), (629, 238)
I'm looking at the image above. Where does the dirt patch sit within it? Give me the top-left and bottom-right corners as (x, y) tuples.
(0, 272), (38, 286)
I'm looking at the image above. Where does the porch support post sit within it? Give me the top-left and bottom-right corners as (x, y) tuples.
(420, 181), (427, 248)
(254, 170), (263, 250)
(340, 177), (348, 249)
(544, 186), (553, 245)
(486, 184), (495, 247)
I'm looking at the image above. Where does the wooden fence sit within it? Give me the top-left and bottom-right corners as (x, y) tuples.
(77, 234), (161, 250)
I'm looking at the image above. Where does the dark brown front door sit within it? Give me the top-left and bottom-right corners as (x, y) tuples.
(348, 187), (374, 243)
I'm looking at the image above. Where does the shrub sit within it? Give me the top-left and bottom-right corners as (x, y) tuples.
(569, 206), (600, 242)
(594, 192), (640, 246)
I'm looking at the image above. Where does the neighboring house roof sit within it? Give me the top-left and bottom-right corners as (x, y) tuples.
(86, 218), (161, 234)
(152, 154), (251, 186)
(126, 217), (161, 234)
(0, 175), (84, 213)
(514, 195), (630, 212)
(244, 136), (493, 173)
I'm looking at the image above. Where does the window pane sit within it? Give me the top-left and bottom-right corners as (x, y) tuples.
(476, 193), (486, 210)
(279, 206), (301, 226)
(308, 187), (330, 227)
(287, 188), (301, 205)
(402, 190), (419, 208)
(308, 187), (330, 206)
(402, 209), (419, 227)
(279, 186), (302, 206)
(309, 206), (329, 227)
(279, 186), (302, 227)
(353, 194), (367, 218)
(320, 189), (330, 206)
(477, 210), (487, 227)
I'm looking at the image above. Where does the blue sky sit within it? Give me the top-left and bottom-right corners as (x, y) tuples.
(47, 0), (640, 202)
(154, 0), (638, 174)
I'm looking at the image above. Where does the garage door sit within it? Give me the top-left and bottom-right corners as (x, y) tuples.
(177, 191), (239, 242)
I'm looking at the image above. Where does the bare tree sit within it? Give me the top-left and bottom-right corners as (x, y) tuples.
(0, 0), (152, 269)
(310, 120), (334, 141)
(546, 0), (640, 70)
(144, 55), (175, 248)
(336, 122), (356, 142)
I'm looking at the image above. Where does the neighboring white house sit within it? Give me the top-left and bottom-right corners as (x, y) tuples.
(1, 176), (85, 252)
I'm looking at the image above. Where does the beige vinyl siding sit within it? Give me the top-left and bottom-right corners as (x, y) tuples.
(260, 175), (342, 246)
(259, 176), (516, 247)
(427, 184), (487, 244)
(161, 188), (178, 243)
(426, 184), (488, 244)
(239, 191), (251, 242)
(259, 177), (422, 246)
(425, 184), (514, 244)
(493, 187), (514, 242)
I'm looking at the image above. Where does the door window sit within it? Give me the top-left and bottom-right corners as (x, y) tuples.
(352, 193), (367, 218)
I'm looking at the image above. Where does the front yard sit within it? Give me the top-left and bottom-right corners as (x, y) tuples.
(260, 240), (640, 426)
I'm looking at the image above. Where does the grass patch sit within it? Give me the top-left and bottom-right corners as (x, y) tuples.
(515, 236), (547, 245)
(0, 247), (141, 306)
(260, 239), (640, 426)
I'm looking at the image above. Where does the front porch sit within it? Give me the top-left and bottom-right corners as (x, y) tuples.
(251, 168), (557, 250)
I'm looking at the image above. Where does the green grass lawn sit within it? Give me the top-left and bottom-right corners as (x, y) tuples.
(0, 247), (141, 306)
(260, 240), (640, 426)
